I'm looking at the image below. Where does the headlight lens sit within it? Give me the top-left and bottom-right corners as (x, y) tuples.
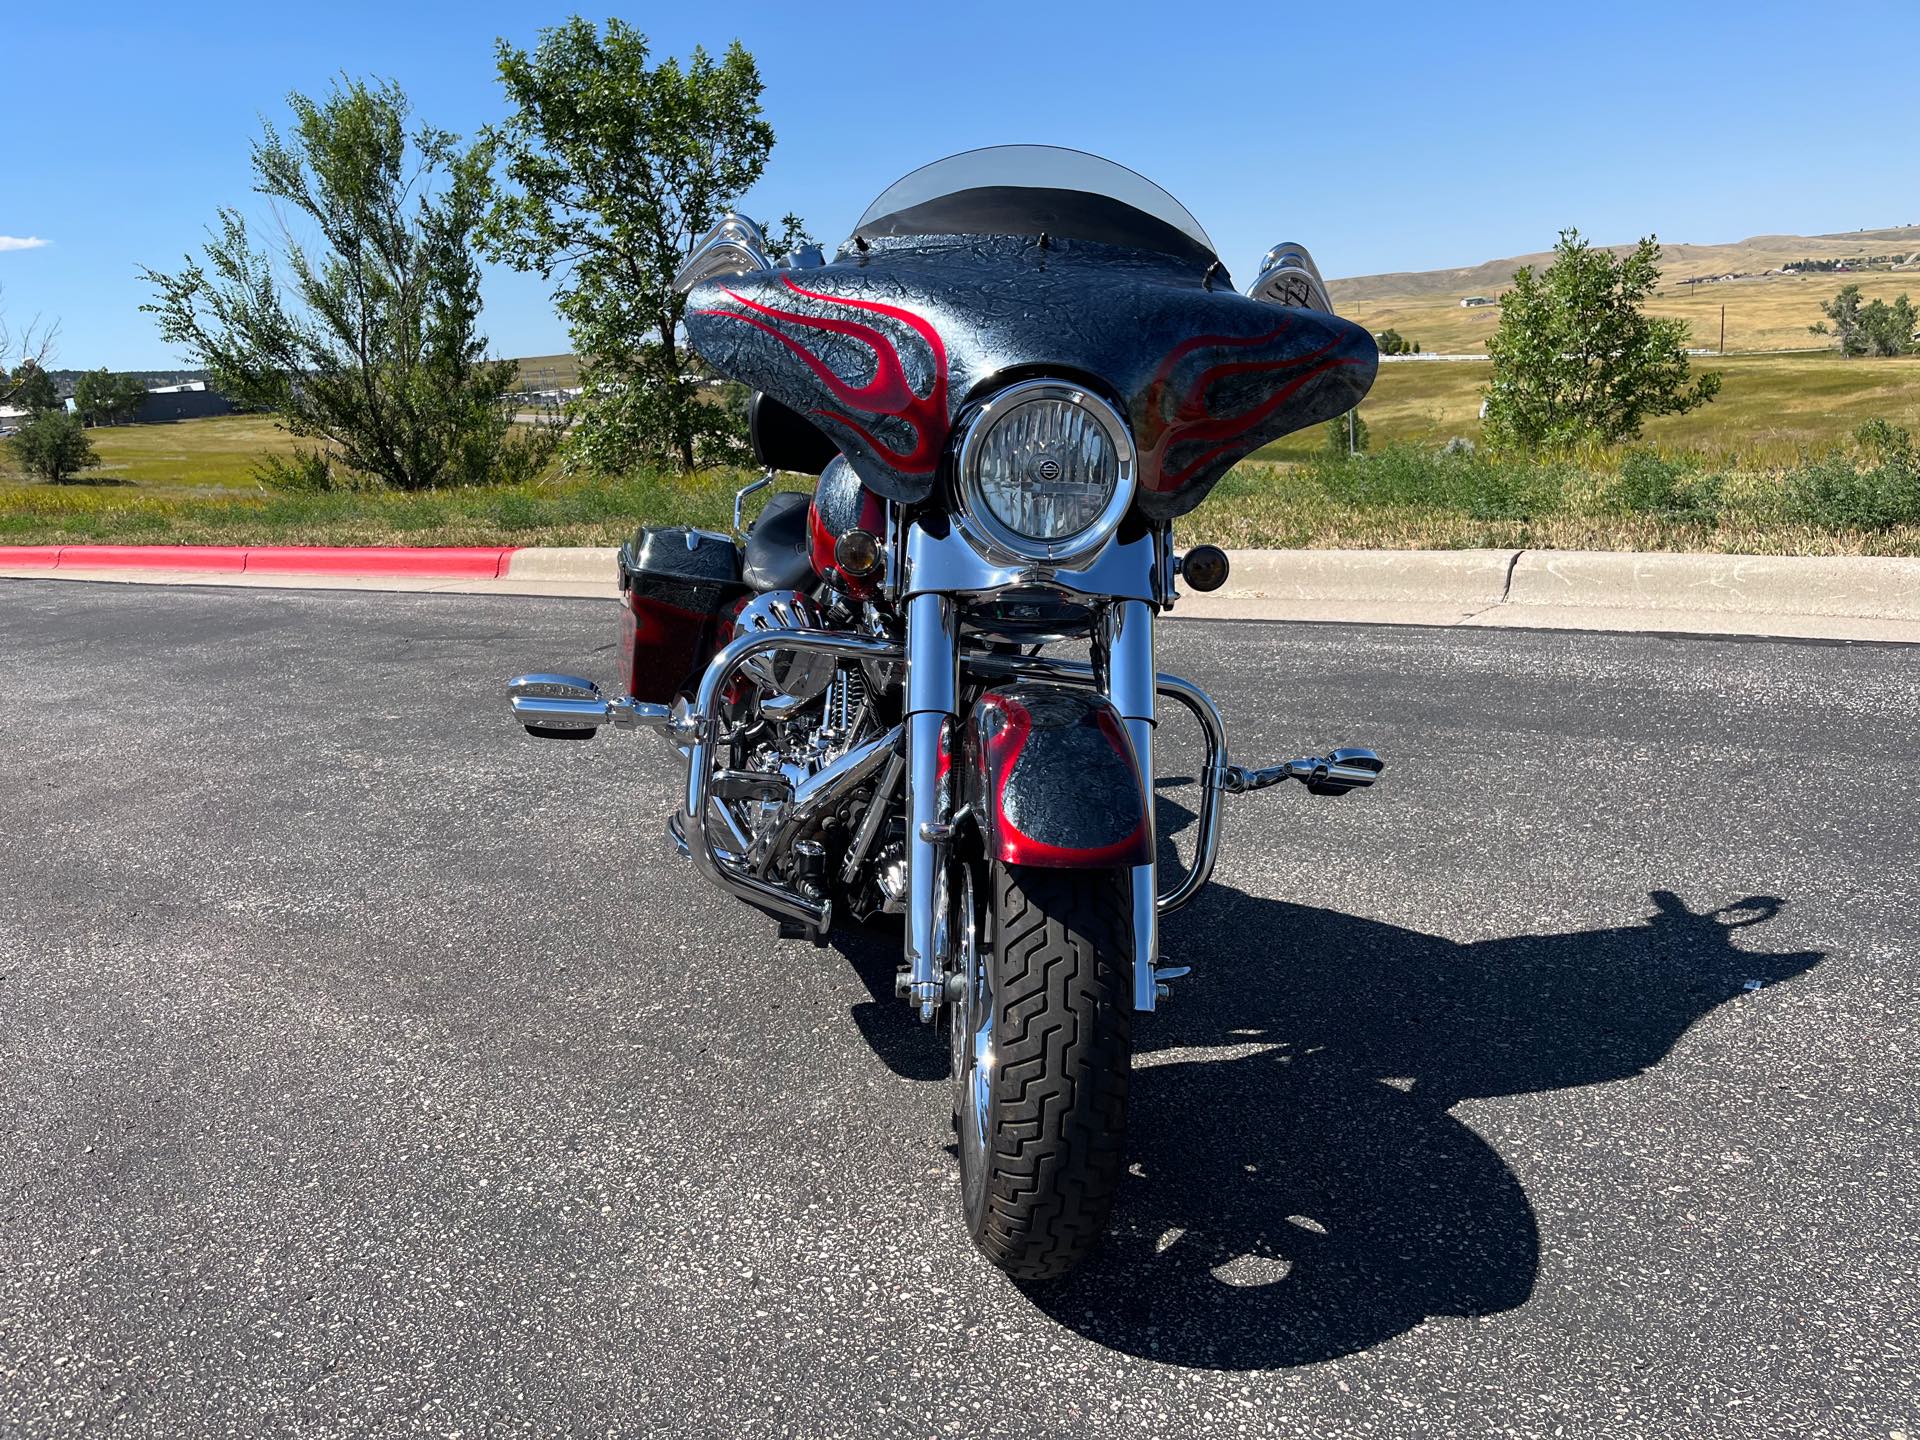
(958, 381), (1135, 563)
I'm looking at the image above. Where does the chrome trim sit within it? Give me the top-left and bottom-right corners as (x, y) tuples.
(1246, 240), (1334, 314)
(903, 522), (1159, 603)
(752, 725), (903, 876)
(953, 380), (1137, 568)
(1100, 601), (1160, 1015)
(673, 213), (774, 295)
(1226, 747), (1384, 796)
(733, 472), (774, 535)
(506, 674), (671, 736)
(681, 628), (904, 928)
(903, 594), (960, 1021)
(840, 752), (903, 885)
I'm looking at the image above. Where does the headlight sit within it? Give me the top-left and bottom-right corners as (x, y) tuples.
(957, 380), (1135, 564)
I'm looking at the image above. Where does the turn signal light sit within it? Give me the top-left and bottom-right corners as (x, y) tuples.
(1179, 545), (1230, 592)
(835, 528), (882, 578)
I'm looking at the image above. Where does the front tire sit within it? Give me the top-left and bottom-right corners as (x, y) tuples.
(952, 861), (1133, 1280)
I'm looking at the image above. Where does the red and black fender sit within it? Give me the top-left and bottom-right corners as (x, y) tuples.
(960, 684), (1152, 869)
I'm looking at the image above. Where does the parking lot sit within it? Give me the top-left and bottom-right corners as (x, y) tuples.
(1, 580), (1914, 1438)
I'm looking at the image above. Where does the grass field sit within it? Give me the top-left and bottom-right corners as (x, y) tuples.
(3, 353), (1918, 555)
(1342, 271), (1920, 357)
(1256, 351), (1920, 463)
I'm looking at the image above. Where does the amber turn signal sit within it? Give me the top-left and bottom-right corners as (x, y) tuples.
(1179, 545), (1230, 593)
(834, 528), (882, 578)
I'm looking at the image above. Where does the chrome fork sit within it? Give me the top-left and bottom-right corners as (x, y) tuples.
(1099, 599), (1160, 1014)
(902, 593), (959, 1021)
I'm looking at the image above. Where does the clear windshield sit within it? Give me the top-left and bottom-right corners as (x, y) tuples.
(853, 145), (1218, 268)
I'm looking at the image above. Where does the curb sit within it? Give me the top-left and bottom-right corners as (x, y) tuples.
(0, 544), (517, 578)
(3, 543), (1917, 642)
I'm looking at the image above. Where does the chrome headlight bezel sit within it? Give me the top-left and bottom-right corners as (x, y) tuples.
(954, 380), (1136, 568)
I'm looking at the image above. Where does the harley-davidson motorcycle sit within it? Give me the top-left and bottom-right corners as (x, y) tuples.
(507, 146), (1383, 1279)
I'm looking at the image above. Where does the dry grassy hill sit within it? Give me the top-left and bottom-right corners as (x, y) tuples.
(1331, 225), (1920, 355)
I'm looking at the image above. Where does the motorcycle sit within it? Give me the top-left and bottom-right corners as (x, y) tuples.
(507, 145), (1383, 1279)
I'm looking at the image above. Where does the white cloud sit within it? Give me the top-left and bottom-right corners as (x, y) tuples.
(0, 236), (49, 252)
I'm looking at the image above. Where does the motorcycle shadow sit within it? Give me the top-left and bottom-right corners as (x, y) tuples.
(1025, 883), (1822, 1369)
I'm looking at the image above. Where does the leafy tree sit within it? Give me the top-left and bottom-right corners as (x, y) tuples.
(8, 360), (60, 414)
(1483, 229), (1721, 450)
(1324, 411), (1370, 454)
(1813, 286), (1918, 357)
(484, 18), (807, 474)
(73, 368), (149, 426)
(9, 410), (99, 482)
(141, 76), (540, 490)
(1373, 328), (1411, 356)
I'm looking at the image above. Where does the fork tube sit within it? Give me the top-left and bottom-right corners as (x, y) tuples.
(904, 593), (959, 1021)
(1102, 599), (1159, 1014)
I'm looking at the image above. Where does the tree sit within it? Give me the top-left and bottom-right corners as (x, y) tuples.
(1483, 229), (1721, 450)
(1323, 411), (1370, 454)
(73, 368), (149, 426)
(141, 76), (538, 490)
(1812, 286), (1917, 357)
(9, 410), (100, 483)
(0, 286), (60, 406)
(484, 18), (806, 474)
(7, 359), (60, 414)
(1373, 328), (1411, 356)
(1812, 284), (1867, 355)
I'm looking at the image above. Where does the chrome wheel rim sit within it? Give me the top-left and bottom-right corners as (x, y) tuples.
(951, 866), (993, 1197)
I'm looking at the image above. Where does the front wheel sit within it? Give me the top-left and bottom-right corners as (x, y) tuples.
(951, 860), (1133, 1280)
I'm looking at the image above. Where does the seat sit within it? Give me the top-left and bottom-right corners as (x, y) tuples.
(742, 490), (816, 592)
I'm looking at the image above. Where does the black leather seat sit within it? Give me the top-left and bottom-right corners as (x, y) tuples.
(742, 490), (816, 592)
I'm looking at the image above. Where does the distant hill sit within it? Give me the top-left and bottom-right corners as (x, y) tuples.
(1330, 226), (1920, 305)
(1329, 226), (1920, 354)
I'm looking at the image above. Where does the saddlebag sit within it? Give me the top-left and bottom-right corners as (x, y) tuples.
(617, 527), (748, 704)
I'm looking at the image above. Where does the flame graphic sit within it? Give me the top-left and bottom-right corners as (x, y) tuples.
(1140, 322), (1362, 490)
(698, 276), (949, 475)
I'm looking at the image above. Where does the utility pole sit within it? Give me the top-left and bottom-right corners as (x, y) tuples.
(1720, 305), (1726, 355)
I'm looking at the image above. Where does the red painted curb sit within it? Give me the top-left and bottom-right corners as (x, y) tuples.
(242, 546), (514, 577)
(59, 545), (248, 571)
(0, 544), (517, 578)
(0, 546), (60, 567)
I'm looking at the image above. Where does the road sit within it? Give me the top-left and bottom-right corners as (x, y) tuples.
(1, 579), (1915, 1439)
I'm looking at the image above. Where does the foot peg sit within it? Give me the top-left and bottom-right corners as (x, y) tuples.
(1224, 747), (1383, 797)
(507, 673), (669, 740)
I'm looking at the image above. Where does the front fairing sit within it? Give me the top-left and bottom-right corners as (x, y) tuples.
(683, 234), (1377, 521)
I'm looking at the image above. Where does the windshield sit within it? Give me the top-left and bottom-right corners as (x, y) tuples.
(852, 145), (1218, 271)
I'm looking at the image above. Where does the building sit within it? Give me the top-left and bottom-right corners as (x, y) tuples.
(131, 380), (235, 424)
(1460, 296), (1495, 308)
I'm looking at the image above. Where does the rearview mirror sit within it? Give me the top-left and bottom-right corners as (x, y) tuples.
(1246, 240), (1334, 314)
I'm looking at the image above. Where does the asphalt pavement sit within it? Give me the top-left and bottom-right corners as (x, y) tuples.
(1, 579), (1915, 1439)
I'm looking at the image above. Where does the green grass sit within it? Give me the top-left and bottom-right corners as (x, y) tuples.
(6, 361), (1920, 556)
(1255, 351), (1920, 464)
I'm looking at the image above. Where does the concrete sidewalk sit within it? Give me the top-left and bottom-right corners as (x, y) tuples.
(4, 545), (1917, 643)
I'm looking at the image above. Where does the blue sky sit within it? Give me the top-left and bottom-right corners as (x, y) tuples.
(5, 0), (1917, 370)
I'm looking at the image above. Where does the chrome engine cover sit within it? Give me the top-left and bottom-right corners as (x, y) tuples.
(733, 590), (835, 706)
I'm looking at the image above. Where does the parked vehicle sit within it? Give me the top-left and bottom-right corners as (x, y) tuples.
(508, 146), (1382, 1279)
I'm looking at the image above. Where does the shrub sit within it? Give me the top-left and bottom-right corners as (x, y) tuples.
(1308, 442), (1565, 520)
(9, 411), (101, 483)
(1776, 421), (1920, 530)
(253, 448), (347, 493)
(1604, 450), (1722, 520)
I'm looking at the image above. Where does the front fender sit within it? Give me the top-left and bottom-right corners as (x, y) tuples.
(961, 684), (1151, 869)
